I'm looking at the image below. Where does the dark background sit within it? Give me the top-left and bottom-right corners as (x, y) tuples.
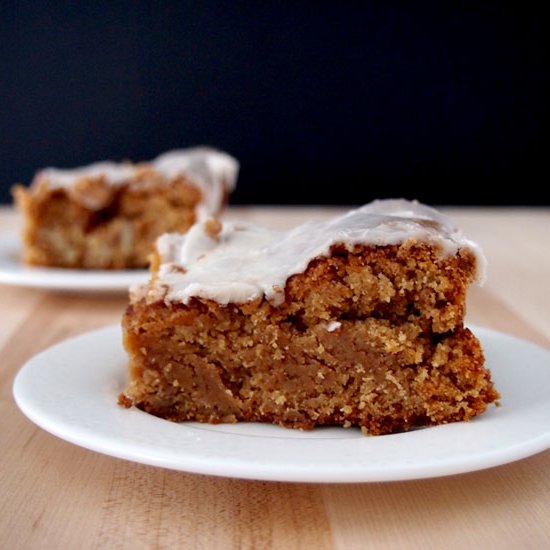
(0, 2), (547, 206)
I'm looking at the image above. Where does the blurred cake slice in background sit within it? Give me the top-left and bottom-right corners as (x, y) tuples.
(12, 147), (239, 269)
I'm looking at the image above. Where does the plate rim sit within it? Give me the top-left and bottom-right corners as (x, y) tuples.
(12, 324), (550, 483)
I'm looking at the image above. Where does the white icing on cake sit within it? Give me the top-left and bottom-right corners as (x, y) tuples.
(148, 199), (486, 307)
(34, 147), (239, 214)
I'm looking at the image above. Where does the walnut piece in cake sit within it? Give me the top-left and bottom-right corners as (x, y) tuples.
(120, 199), (500, 435)
(12, 147), (238, 269)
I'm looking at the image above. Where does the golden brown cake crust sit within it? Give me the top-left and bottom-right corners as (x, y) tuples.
(121, 243), (500, 435)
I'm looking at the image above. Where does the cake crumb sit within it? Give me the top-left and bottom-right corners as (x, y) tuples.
(117, 393), (132, 408)
(204, 218), (222, 239)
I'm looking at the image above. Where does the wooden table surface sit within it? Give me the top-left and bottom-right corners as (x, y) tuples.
(1, 205), (549, 549)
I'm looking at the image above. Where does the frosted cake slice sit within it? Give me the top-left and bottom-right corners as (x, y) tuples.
(12, 147), (238, 269)
(120, 199), (500, 435)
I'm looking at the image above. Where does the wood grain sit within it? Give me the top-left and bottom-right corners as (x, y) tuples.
(1, 205), (549, 549)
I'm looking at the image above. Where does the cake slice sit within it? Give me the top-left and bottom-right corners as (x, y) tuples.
(120, 199), (500, 435)
(12, 147), (238, 269)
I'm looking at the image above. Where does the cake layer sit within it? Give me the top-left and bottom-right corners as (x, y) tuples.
(149, 199), (486, 307)
(34, 147), (238, 217)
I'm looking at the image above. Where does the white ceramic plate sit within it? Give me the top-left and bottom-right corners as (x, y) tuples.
(13, 325), (550, 483)
(0, 233), (148, 292)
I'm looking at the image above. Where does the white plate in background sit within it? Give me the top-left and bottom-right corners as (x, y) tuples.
(0, 233), (147, 292)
